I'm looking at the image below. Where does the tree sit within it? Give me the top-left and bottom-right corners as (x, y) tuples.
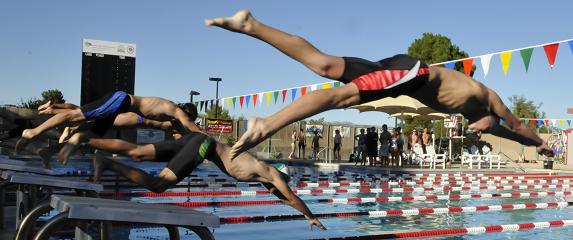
(408, 32), (473, 75)
(41, 89), (65, 104)
(204, 105), (232, 120)
(18, 89), (65, 109)
(508, 95), (547, 133)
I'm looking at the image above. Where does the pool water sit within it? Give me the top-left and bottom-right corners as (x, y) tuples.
(51, 161), (573, 239)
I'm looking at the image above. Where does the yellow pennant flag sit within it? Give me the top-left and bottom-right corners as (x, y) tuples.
(266, 92), (271, 106)
(500, 51), (513, 76)
(226, 98), (231, 108)
(559, 119), (565, 126)
(322, 83), (331, 89)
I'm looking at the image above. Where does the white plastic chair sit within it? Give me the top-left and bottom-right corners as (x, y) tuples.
(425, 145), (446, 169)
(481, 145), (503, 169)
(411, 144), (433, 168)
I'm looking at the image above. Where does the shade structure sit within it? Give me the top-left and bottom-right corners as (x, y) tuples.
(390, 112), (450, 120)
(351, 95), (438, 115)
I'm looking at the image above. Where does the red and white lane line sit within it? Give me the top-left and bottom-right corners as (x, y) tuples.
(297, 179), (573, 188)
(218, 202), (568, 224)
(298, 175), (572, 183)
(167, 191), (571, 208)
(296, 172), (557, 178)
(317, 219), (573, 239)
(291, 183), (573, 195)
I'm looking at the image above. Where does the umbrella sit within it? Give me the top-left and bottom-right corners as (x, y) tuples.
(351, 95), (434, 115)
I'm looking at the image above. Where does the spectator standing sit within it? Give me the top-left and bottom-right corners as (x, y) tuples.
(379, 124), (392, 166)
(311, 130), (322, 160)
(354, 129), (367, 165)
(289, 129), (297, 159)
(333, 129), (342, 161)
(297, 127), (306, 159)
(366, 126), (379, 166)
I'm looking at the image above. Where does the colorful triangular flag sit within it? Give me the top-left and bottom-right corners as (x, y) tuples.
(569, 40), (573, 55)
(530, 119), (537, 126)
(209, 100), (214, 110)
(291, 88), (297, 102)
(559, 119), (565, 126)
(500, 51), (513, 76)
(281, 89), (287, 103)
(232, 97), (236, 109)
(239, 96), (244, 109)
(259, 93), (264, 105)
(333, 82), (341, 87)
(266, 92), (271, 106)
(462, 58), (473, 76)
(252, 94), (258, 107)
(568, 120), (571, 127)
(543, 43), (559, 69)
(537, 119), (543, 127)
(551, 119), (557, 126)
(200, 101), (204, 112)
(274, 91), (279, 104)
(480, 54), (492, 77)
(301, 86), (308, 96)
(544, 119), (549, 126)
(226, 98), (231, 109)
(322, 83), (331, 89)
(445, 62), (455, 69)
(245, 95), (251, 108)
(519, 48), (534, 72)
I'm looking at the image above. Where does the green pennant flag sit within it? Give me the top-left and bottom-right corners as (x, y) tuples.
(273, 91), (279, 104)
(232, 97), (237, 109)
(520, 48), (534, 72)
(333, 82), (341, 87)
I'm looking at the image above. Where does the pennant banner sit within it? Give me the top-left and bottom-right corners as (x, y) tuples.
(301, 86), (308, 96)
(253, 94), (258, 107)
(239, 96), (244, 109)
(281, 89), (287, 103)
(445, 62), (455, 69)
(462, 58), (473, 76)
(291, 88), (297, 102)
(245, 95), (251, 108)
(520, 48), (534, 72)
(500, 51), (512, 76)
(543, 43), (559, 69)
(480, 54), (492, 77)
(266, 92), (271, 106)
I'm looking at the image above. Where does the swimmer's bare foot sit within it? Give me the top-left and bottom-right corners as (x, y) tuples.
(38, 148), (52, 169)
(58, 132), (87, 165)
(59, 126), (80, 143)
(15, 129), (35, 154)
(205, 10), (256, 34)
(92, 155), (109, 183)
(37, 101), (52, 112)
(230, 117), (270, 159)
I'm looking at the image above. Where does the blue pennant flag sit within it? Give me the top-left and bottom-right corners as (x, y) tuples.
(537, 119), (543, 127)
(445, 62), (456, 69)
(245, 95), (251, 108)
(291, 88), (297, 102)
(569, 40), (573, 55)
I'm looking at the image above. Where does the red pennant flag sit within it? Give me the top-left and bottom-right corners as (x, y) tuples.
(544, 119), (549, 126)
(239, 96), (244, 108)
(252, 94), (258, 107)
(529, 119), (536, 126)
(281, 89), (287, 103)
(543, 43), (559, 69)
(301, 87), (307, 96)
(462, 58), (474, 76)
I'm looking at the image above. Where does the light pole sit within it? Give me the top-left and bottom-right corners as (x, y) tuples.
(209, 77), (222, 118)
(189, 90), (200, 104)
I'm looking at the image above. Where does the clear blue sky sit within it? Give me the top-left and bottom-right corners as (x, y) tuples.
(1, 1), (572, 126)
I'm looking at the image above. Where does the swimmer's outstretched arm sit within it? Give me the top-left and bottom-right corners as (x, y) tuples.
(113, 112), (172, 131)
(485, 89), (552, 156)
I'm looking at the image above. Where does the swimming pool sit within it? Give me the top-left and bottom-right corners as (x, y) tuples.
(51, 161), (573, 239)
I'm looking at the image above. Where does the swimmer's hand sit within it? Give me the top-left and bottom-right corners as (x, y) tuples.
(537, 142), (554, 157)
(308, 218), (327, 231)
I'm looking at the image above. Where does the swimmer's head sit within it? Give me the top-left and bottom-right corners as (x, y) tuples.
(178, 103), (198, 121)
